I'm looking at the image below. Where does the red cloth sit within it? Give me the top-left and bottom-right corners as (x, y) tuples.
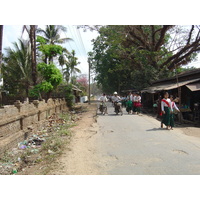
(161, 99), (170, 107)
(134, 102), (142, 107)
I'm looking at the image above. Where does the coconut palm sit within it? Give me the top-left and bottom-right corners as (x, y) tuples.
(37, 25), (72, 45)
(65, 50), (81, 82)
(58, 47), (70, 78)
(3, 39), (32, 97)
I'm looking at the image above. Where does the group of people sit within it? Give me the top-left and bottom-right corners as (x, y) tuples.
(99, 91), (180, 130)
(161, 92), (180, 130)
(99, 91), (142, 114)
(124, 92), (142, 114)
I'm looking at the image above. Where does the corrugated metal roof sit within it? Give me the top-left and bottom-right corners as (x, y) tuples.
(186, 83), (200, 91)
(142, 78), (200, 93)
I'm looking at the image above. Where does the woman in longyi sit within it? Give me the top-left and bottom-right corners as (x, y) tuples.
(161, 92), (173, 130)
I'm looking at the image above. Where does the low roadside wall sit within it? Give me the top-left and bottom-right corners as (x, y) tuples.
(0, 98), (68, 155)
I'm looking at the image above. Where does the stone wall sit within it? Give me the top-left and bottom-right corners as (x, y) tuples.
(0, 98), (68, 155)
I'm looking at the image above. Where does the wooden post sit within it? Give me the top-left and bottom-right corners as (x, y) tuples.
(175, 65), (183, 123)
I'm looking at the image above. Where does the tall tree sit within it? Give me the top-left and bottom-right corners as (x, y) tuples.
(0, 25), (3, 69)
(37, 25), (72, 45)
(122, 25), (200, 70)
(0, 25), (3, 103)
(30, 25), (37, 85)
(2, 39), (32, 97)
(64, 50), (81, 82)
(37, 25), (72, 64)
(88, 25), (200, 92)
(22, 25), (37, 86)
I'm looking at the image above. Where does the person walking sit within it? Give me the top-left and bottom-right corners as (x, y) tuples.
(169, 95), (180, 129)
(161, 92), (173, 130)
(132, 92), (137, 114)
(126, 92), (133, 114)
(134, 92), (142, 114)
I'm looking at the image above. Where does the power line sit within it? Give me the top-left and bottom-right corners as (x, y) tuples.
(74, 26), (87, 56)
(67, 25), (83, 57)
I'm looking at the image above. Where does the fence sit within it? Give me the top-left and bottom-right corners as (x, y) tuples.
(0, 98), (68, 155)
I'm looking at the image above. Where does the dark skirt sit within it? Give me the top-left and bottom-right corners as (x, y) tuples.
(162, 107), (170, 126)
(170, 113), (175, 127)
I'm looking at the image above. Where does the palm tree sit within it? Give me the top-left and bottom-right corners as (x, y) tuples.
(37, 25), (72, 45)
(65, 50), (81, 83)
(3, 39), (32, 97)
(58, 47), (70, 78)
(22, 25), (37, 86)
(37, 25), (72, 64)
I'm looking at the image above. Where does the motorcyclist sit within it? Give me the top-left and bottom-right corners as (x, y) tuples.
(112, 92), (121, 112)
(98, 93), (108, 114)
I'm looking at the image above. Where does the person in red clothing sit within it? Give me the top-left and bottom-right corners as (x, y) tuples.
(161, 92), (173, 130)
(169, 95), (180, 129)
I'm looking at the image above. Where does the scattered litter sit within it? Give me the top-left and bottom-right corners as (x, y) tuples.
(12, 168), (17, 174)
(0, 112), (74, 175)
(48, 149), (55, 154)
(30, 149), (39, 154)
(19, 145), (27, 149)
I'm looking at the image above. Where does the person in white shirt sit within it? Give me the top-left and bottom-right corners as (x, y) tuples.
(161, 92), (173, 130)
(169, 95), (180, 129)
(99, 93), (108, 102)
(112, 92), (121, 112)
(112, 92), (121, 102)
(98, 93), (108, 114)
(126, 92), (133, 114)
(134, 93), (142, 114)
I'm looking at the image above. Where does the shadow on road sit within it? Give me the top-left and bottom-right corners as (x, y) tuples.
(146, 128), (168, 131)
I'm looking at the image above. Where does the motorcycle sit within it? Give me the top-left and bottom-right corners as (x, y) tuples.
(114, 101), (123, 115)
(99, 102), (107, 115)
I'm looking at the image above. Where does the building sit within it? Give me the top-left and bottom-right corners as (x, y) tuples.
(142, 68), (200, 123)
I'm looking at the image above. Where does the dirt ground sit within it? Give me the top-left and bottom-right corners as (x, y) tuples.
(48, 103), (104, 175)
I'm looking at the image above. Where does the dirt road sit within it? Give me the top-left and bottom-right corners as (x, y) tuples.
(49, 104), (106, 175)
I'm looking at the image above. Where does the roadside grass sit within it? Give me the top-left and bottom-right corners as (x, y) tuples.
(0, 111), (78, 175)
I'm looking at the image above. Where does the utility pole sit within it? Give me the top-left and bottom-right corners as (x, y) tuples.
(175, 65), (182, 123)
(88, 58), (91, 105)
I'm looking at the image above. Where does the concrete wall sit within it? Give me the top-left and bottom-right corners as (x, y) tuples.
(0, 98), (68, 155)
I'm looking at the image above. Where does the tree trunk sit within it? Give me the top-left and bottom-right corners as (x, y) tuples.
(0, 25), (3, 104)
(30, 25), (37, 86)
(0, 25), (3, 68)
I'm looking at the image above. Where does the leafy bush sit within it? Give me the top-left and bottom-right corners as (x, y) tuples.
(65, 84), (74, 108)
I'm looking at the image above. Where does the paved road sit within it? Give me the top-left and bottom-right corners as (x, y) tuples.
(96, 102), (200, 175)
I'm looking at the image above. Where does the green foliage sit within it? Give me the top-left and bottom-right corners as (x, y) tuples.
(30, 63), (63, 97)
(89, 25), (199, 93)
(37, 63), (63, 87)
(2, 39), (32, 97)
(36, 36), (46, 45)
(64, 83), (74, 108)
(38, 44), (63, 57)
(64, 50), (81, 82)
